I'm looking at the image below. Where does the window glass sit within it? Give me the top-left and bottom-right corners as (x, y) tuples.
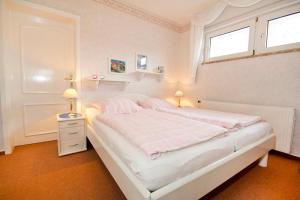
(209, 27), (250, 58)
(267, 12), (300, 48)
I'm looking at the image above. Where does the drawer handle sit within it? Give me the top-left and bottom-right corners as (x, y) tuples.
(69, 144), (79, 147)
(69, 132), (78, 135)
(68, 122), (78, 126)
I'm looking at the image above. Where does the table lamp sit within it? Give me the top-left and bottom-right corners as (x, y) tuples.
(63, 87), (78, 117)
(175, 90), (184, 107)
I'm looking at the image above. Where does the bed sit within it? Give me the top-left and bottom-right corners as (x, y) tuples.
(86, 107), (272, 191)
(84, 95), (276, 200)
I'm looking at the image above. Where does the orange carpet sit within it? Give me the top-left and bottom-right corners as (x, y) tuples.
(0, 141), (299, 200)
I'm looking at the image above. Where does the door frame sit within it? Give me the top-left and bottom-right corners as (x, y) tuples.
(0, 0), (81, 154)
(0, 0), (5, 153)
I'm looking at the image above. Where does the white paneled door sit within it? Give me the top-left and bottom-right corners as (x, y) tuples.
(6, 1), (76, 145)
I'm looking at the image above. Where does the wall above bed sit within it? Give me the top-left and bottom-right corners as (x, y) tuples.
(25, 0), (181, 102)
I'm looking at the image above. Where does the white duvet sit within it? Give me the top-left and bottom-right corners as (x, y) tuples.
(96, 109), (227, 159)
(86, 108), (272, 190)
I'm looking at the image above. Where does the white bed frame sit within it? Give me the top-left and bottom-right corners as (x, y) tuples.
(87, 125), (275, 200)
(84, 97), (282, 200)
(199, 100), (295, 154)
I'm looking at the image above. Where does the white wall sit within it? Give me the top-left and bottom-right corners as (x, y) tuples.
(181, 52), (300, 156)
(178, 2), (300, 157)
(25, 0), (181, 102)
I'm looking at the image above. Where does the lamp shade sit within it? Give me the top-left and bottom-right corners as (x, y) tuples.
(63, 88), (78, 99)
(175, 90), (184, 97)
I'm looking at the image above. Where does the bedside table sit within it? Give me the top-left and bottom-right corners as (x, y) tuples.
(56, 113), (87, 156)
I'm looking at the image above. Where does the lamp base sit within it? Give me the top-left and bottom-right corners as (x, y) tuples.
(177, 98), (181, 107)
(68, 113), (81, 118)
(59, 113), (81, 119)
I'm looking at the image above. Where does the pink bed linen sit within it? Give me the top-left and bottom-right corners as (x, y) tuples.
(158, 107), (262, 130)
(91, 98), (142, 114)
(96, 109), (227, 159)
(138, 98), (176, 110)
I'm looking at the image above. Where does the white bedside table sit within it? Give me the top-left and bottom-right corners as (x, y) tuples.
(56, 113), (87, 156)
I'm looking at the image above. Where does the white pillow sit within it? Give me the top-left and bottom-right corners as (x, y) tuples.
(91, 98), (142, 114)
(138, 98), (176, 110)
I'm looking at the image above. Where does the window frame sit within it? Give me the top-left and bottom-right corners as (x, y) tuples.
(255, 4), (300, 53)
(204, 19), (256, 62)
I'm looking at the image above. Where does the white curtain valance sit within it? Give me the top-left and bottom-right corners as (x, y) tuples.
(188, 0), (263, 83)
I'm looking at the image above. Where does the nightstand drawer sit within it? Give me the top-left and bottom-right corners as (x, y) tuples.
(60, 138), (86, 155)
(59, 120), (84, 129)
(60, 127), (85, 141)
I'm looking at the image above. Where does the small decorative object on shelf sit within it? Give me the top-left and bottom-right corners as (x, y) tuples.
(157, 66), (164, 73)
(89, 74), (105, 80)
(100, 75), (105, 80)
(57, 113), (86, 156)
(90, 74), (99, 80)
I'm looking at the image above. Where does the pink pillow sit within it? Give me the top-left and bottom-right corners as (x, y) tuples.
(138, 98), (176, 110)
(91, 98), (142, 114)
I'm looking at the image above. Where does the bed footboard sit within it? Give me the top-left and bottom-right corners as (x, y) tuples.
(151, 134), (275, 200)
(87, 123), (275, 200)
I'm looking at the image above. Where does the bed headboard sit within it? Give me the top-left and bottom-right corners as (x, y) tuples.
(198, 100), (295, 154)
(115, 93), (150, 102)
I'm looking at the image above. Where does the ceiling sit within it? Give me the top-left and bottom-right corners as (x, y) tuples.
(117, 0), (219, 26)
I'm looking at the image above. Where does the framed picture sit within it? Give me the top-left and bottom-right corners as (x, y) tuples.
(136, 54), (148, 71)
(109, 58), (127, 74)
(157, 66), (164, 73)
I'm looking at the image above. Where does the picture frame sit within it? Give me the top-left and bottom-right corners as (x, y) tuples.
(157, 66), (165, 73)
(136, 53), (148, 71)
(109, 58), (127, 74)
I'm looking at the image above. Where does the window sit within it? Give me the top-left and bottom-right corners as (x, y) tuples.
(210, 27), (250, 58)
(204, 3), (300, 62)
(205, 20), (255, 61)
(267, 12), (300, 48)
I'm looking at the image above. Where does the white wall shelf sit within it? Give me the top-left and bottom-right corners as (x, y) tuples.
(133, 70), (164, 81)
(88, 78), (133, 89)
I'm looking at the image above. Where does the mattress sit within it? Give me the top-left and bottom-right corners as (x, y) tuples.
(229, 122), (272, 151)
(85, 108), (271, 191)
